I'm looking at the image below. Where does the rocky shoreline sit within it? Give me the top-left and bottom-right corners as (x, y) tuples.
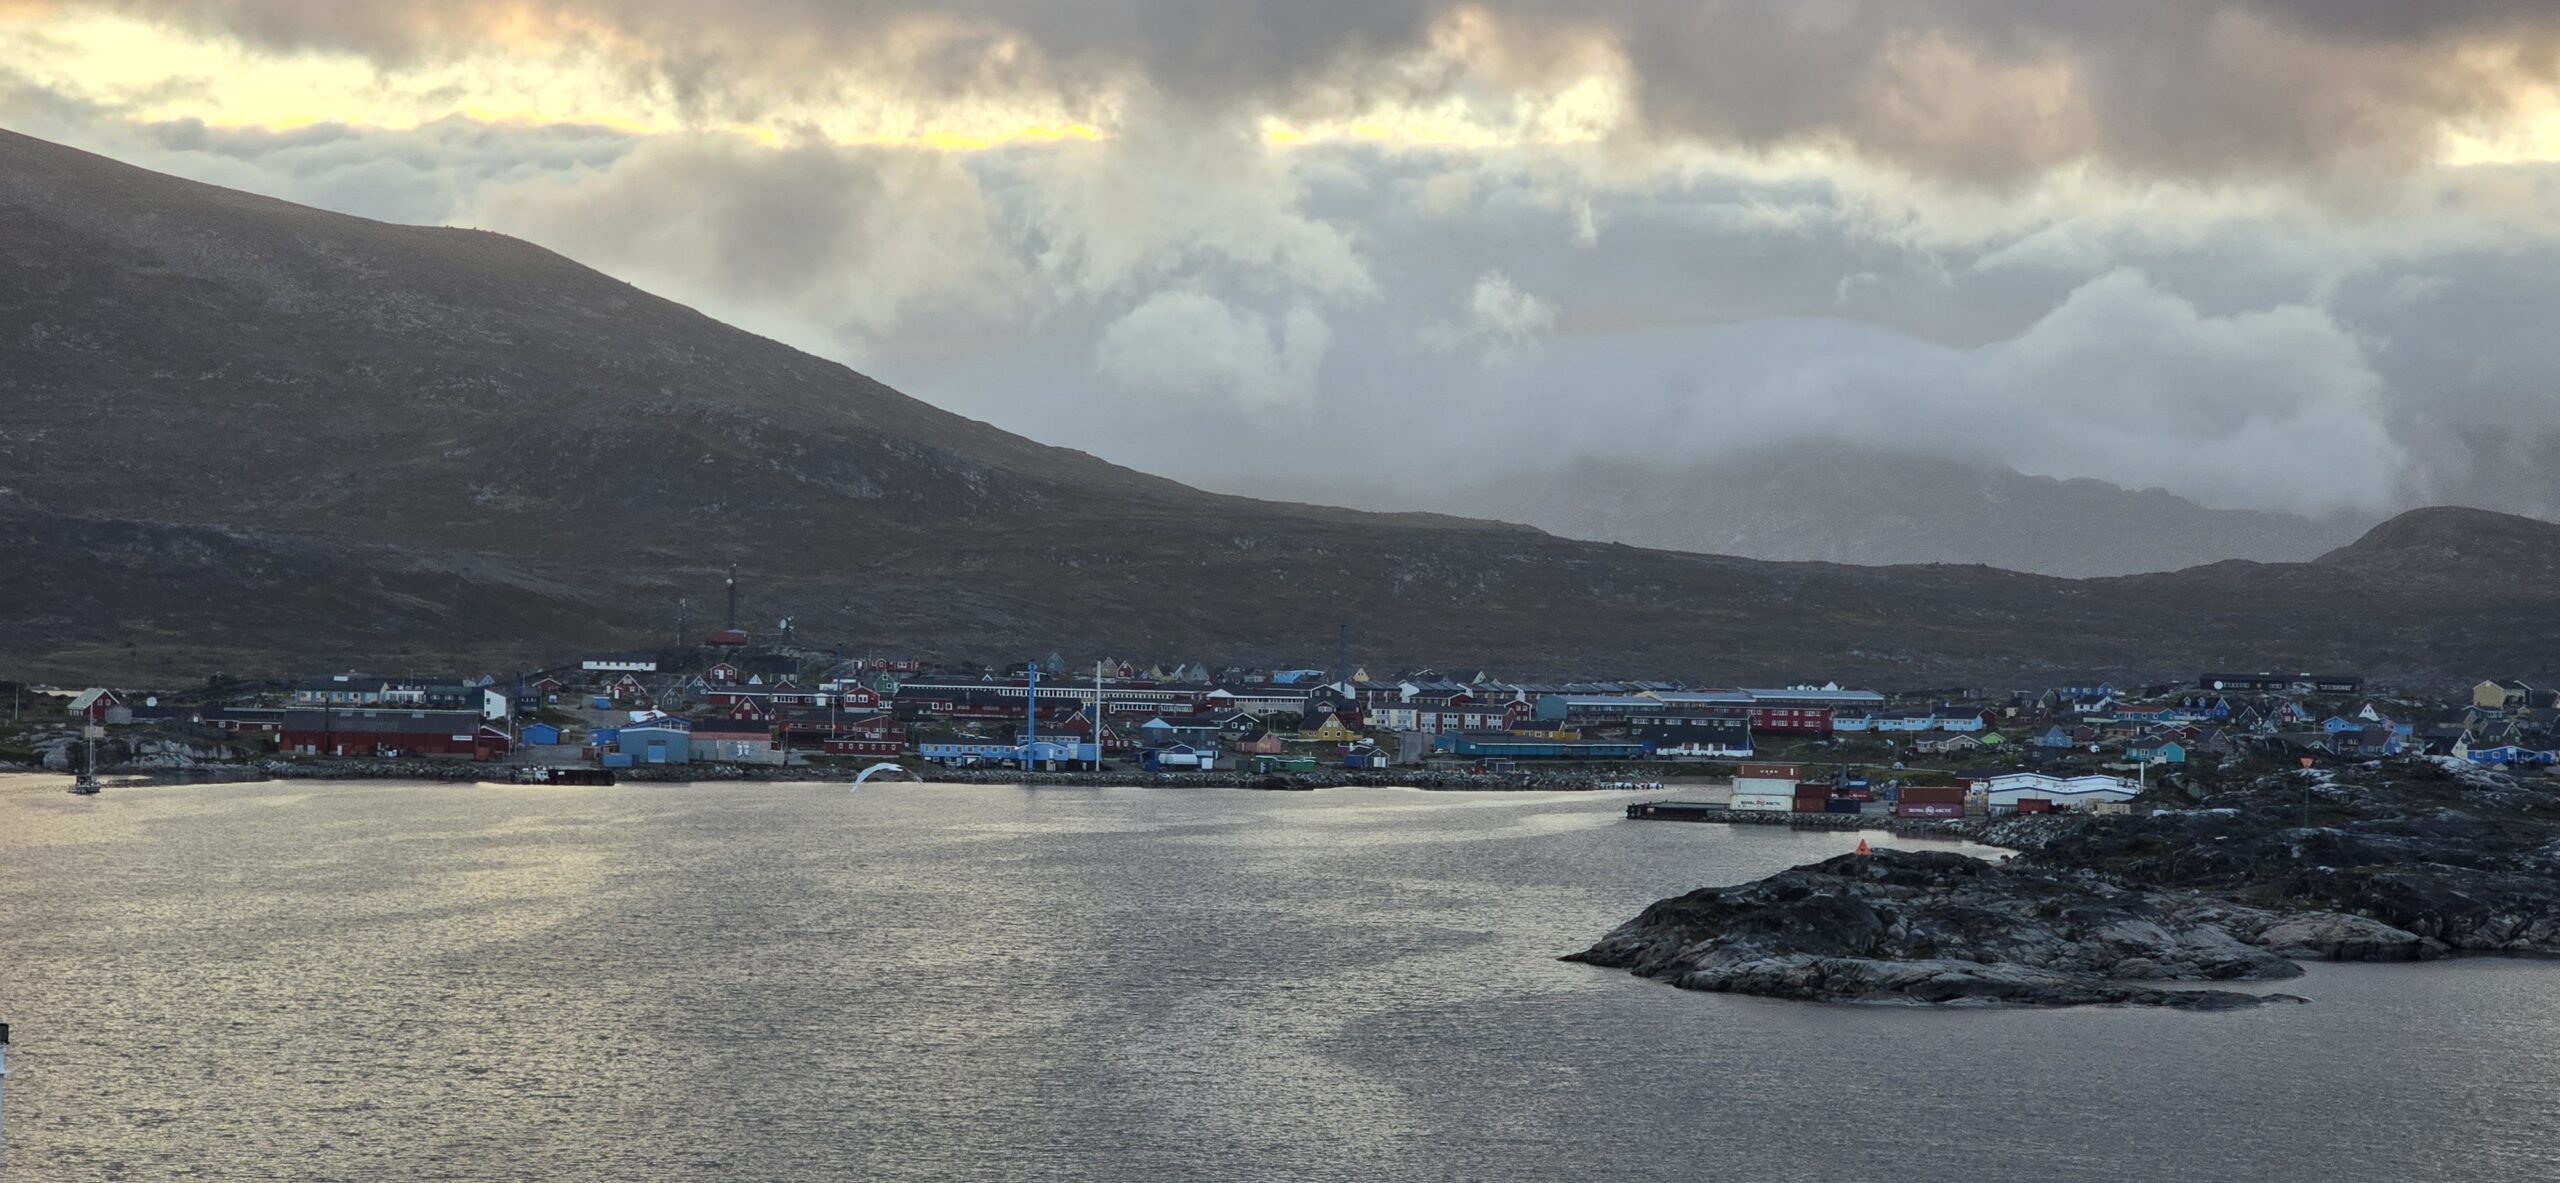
(1571, 759), (2560, 1009)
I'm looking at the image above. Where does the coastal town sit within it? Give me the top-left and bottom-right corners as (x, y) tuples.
(8, 633), (2558, 814)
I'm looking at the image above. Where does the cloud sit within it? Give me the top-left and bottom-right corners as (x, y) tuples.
(1423, 269), (1557, 360)
(1012, 112), (1377, 303)
(30, 1), (2560, 180)
(1466, 270), (1557, 338)
(1093, 291), (1330, 411)
(12, 3), (2560, 536)
(1452, 268), (2407, 516)
(471, 135), (1033, 354)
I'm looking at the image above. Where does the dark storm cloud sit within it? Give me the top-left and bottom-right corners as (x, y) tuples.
(72, 0), (2560, 176)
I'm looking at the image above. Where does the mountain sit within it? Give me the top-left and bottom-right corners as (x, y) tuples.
(4, 127), (2557, 691)
(1407, 451), (2371, 578)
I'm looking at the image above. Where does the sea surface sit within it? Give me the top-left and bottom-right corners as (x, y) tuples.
(1, 775), (2555, 1182)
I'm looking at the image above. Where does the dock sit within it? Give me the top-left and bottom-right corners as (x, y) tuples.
(1626, 801), (1729, 822)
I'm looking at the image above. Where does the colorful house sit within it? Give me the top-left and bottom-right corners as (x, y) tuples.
(1299, 714), (1362, 744)
(2126, 738), (2186, 764)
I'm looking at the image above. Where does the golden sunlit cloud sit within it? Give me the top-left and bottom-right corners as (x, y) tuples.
(2442, 85), (2560, 166)
(0, 8), (1113, 151)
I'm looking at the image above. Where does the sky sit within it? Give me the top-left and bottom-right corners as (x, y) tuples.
(5, 1), (2560, 522)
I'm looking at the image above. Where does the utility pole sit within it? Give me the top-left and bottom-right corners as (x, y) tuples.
(677, 598), (691, 648)
(1, 1021), (11, 1152)
(725, 565), (739, 632)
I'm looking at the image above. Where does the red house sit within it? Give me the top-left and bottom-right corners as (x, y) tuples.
(66, 688), (122, 724)
(815, 712), (907, 756)
(1750, 705), (1834, 736)
(278, 711), (511, 761)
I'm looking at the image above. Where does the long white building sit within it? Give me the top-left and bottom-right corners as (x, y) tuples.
(1979, 773), (2138, 812)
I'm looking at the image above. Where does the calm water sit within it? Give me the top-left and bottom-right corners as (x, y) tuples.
(2, 775), (2556, 1181)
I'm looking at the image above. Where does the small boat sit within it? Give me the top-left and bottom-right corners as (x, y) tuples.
(69, 727), (103, 794)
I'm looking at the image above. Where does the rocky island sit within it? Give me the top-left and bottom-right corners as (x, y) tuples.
(1571, 759), (2560, 1008)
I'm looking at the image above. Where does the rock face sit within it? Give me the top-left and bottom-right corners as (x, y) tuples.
(1567, 850), (2314, 1009)
(1578, 762), (2560, 1009)
(1980, 760), (2560, 955)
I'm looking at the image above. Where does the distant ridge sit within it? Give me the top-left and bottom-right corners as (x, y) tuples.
(3, 127), (2557, 689)
(2317, 507), (2560, 576)
(1406, 450), (2369, 577)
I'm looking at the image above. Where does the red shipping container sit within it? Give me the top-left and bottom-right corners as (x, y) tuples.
(1896, 785), (1967, 819)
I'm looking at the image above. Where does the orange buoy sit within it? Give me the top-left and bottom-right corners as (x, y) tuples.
(1855, 838), (1873, 857)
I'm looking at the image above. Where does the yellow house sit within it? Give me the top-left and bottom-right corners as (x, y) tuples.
(1300, 714), (1362, 743)
(2474, 680), (2532, 710)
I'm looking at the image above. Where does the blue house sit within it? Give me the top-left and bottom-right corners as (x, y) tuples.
(1019, 739), (1093, 770)
(2467, 745), (2555, 768)
(615, 719), (691, 765)
(2032, 725), (2074, 749)
(2126, 738), (2187, 765)
(520, 722), (563, 746)
(920, 740), (1023, 764)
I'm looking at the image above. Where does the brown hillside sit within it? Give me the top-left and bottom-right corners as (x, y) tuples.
(2, 128), (2555, 690)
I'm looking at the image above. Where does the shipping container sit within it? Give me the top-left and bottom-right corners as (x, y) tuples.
(2015, 798), (2055, 814)
(1793, 785), (1831, 813)
(1897, 784), (1967, 819)
(1824, 798), (1864, 814)
(1729, 790), (1798, 812)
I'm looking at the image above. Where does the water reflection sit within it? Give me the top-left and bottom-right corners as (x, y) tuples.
(0, 777), (2552, 1181)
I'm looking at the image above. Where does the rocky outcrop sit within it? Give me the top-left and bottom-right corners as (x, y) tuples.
(1567, 850), (2313, 1009)
(1580, 760), (2560, 1009)
(1983, 760), (2560, 955)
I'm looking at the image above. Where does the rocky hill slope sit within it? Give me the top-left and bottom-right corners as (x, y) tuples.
(3, 128), (2557, 687)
